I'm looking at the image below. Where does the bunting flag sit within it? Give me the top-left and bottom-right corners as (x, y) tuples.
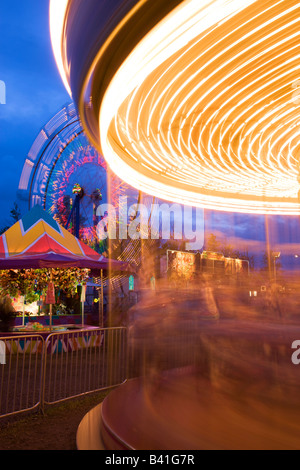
(45, 282), (56, 305)
(4, 332), (104, 354)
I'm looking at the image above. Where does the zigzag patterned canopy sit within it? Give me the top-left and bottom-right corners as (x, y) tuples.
(0, 205), (133, 271)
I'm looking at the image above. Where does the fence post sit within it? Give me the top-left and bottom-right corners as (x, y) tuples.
(39, 335), (47, 415)
(0, 340), (6, 365)
(0, 334), (45, 419)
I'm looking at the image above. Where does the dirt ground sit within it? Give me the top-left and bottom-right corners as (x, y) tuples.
(0, 390), (111, 450)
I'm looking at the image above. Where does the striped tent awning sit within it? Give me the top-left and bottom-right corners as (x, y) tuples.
(0, 205), (134, 272)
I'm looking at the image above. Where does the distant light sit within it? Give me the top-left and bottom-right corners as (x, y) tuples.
(129, 275), (134, 291)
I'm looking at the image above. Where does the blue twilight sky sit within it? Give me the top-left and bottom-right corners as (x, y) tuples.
(0, 0), (70, 228)
(0, 0), (299, 270)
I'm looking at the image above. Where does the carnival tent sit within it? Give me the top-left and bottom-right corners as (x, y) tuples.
(0, 205), (134, 272)
(0, 205), (135, 329)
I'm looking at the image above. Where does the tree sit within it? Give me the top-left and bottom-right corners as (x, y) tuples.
(0, 268), (90, 312)
(242, 248), (255, 270)
(0, 201), (22, 235)
(204, 233), (255, 270)
(205, 233), (220, 252)
(261, 250), (282, 277)
(222, 242), (235, 258)
(10, 202), (21, 223)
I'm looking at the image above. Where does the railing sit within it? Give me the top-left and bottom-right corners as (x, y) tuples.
(0, 327), (127, 419)
(42, 327), (127, 408)
(0, 334), (44, 418)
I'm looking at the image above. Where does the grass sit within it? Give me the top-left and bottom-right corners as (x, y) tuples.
(0, 389), (112, 450)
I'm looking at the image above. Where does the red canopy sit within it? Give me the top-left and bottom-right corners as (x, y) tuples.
(0, 251), (134, 272)
(0, 205), (136, 273)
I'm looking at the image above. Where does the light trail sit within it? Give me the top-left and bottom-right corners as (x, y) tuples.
(50, 0), (300, 214)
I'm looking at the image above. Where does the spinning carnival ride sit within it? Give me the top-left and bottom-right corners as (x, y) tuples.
(49, 0), (300, 451)
(17, 102), (154, 286)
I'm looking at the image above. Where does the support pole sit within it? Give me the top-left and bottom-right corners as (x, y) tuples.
(100, 269), (104, 327)
(75, 195), (80, 239)
(65, 193), (80, 238)
(49, 269), (53, 333)
(81, 300), (84, 328)
(81, 283), (86, 327)
(265, 214), (272, 281)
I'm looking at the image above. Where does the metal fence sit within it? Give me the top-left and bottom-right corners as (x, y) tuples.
(0, 327), (127, 419)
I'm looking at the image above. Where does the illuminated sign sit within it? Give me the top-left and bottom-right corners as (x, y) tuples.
(201, 251), (224, 261)
(129, 275), (134, 291)
(167, 250), (197, 281)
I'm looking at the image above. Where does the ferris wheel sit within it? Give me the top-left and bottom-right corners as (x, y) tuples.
(17, 102), (156, 287)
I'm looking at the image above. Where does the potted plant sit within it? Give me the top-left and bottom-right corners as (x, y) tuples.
(0, 296), (17, 332)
